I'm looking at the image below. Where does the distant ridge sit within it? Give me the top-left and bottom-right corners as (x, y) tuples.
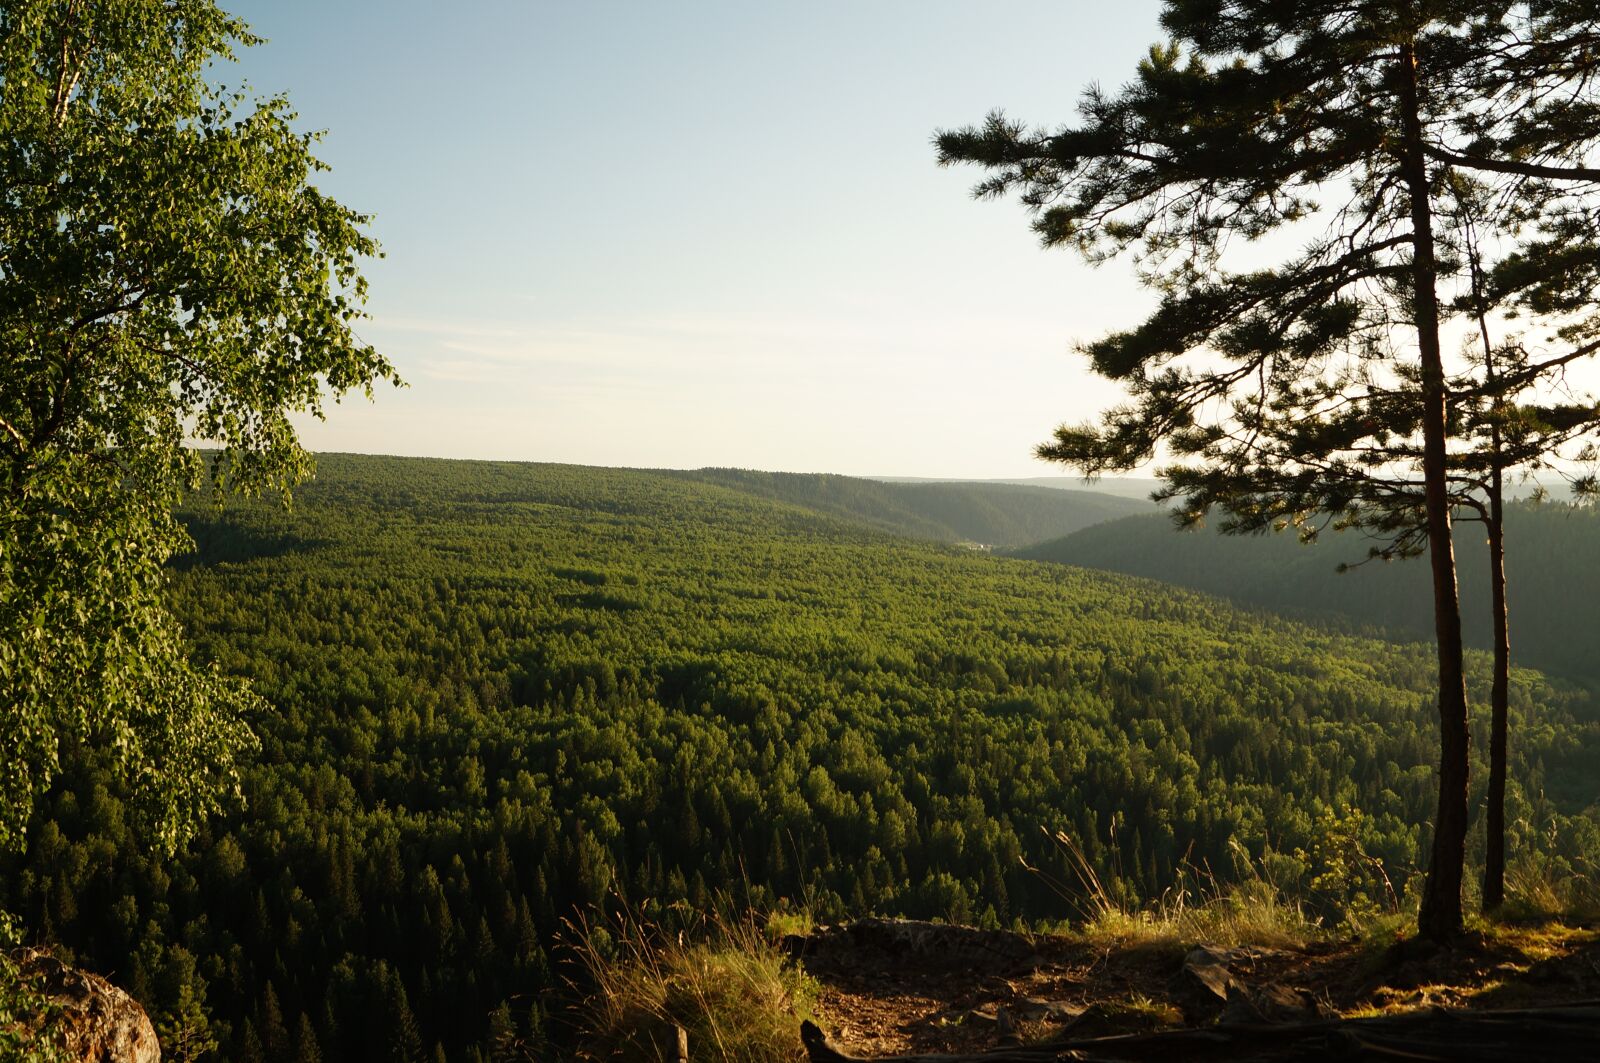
(871, 474), (1164, 502)
(1017, 501), (1600, 685)
(874, 474), (1569, 503)
(670, 467), (1146, 548)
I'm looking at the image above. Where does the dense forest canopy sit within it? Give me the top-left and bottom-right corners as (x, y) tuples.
(667, 468), (1149, 549)
(5, 454), (1596, 1060)
(1018, 504), (1600, 686)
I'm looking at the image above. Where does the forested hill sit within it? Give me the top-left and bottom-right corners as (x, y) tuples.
(669, 467), (1147, 547)
(9, 453), (1598, 1061)
(1015, 502), (1600, 684)
(879, 474), (1163, 502)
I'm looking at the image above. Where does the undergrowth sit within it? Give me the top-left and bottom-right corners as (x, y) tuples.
(0, 915), (64, 1063)
(1031, 830), (1322, 951)
(561, 829), (1597, 1061)
(1498, 852), (1600, 924)
(569, 905), (819, 1062)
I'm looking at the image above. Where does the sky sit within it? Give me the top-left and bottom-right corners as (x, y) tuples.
(226, 1), (1169, 478)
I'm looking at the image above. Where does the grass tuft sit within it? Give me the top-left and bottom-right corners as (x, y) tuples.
(1034, 830), (1321, 951)
(764, 907), (814, 943)
(570, 907), (819, 1062)
(1075, 878), (1320, 952)
(1498, 855), (1600, 925)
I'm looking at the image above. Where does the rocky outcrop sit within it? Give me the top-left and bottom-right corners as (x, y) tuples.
(10, 949), (159, 1062)
(1169, 945), (1325, 1025)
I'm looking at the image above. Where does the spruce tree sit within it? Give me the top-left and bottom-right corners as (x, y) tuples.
(384, 968), (425, 1063)
(259, 981), (290, 1061)
(294, 1012), (323, 1063)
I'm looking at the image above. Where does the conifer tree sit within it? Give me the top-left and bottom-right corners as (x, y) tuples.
(384, 968), (425, 1063)
(235, 1021), (266, 1063)
(294, 1012), (323, 1063)
(260, 981), (290, 1061)
(939, 0), (1600, 939)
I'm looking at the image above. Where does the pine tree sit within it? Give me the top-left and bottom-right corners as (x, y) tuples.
(938, 0), (1600, 940)
(235, 1020), (266, 1063)
(487, 1001), (519, 1063)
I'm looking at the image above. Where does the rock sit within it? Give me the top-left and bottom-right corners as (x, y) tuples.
(1185, 944), (1237, 968)
(1057, 1000), (1175, 1037)
(994, 1006), (1019, 1047)
(1220, 982), (1327, 1025)
(1055, 1004), (1121, 1039)
(1171, 947), (1244, 1021)
(10, 949), (160, 1063)
(1186, 944), (1285, 970)
(1014, 997), (1083, 1022)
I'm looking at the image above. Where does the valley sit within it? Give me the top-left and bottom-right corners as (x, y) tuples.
(7, 454), (1597, 1060)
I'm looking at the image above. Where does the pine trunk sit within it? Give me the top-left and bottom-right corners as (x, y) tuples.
(1484, 469), (1509, 911)
(1398, 38), (1471, 942)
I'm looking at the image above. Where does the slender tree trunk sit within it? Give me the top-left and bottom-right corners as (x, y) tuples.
(1484, 445), (1510, 910)
(1468, 215), (1512, 914)
(1398, 38), (1471, 942)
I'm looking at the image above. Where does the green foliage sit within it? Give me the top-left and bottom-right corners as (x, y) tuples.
(0, 1), (397, 852)
(0, 915), (63, 1063)
(1294, 806), (1400, 932)
(3, 455), (1596, 1059)
(0, 960), (63, 1063)
(670, 468), (1147, 548)
(1017, 503), (1600, 689)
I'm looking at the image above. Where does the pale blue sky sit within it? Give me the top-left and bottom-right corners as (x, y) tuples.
(226, 1), (1167, 477)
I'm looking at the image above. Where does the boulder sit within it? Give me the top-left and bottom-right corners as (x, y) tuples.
(1013, 997), (1082, 1023)
(1220, 981), (1328, 1025)
(1170, 946), (1244, 1021)
(10, 949), (160, 1062)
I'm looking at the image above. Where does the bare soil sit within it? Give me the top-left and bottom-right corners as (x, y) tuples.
(793, 918), (1600, 1057)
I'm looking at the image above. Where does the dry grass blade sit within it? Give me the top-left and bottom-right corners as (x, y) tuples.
(569, 905), (820, 1062)
(1030, 829), (1320, 951)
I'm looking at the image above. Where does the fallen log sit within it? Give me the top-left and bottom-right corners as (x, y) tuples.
(800, 1002), (1600, 1062)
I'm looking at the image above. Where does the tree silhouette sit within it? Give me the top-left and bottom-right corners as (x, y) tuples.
(938, 0), (1600, 938)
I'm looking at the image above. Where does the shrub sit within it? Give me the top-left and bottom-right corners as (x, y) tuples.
(0, 914), (65, 1063)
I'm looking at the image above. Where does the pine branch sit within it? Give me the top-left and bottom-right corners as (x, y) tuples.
(1426, 146), (1600, 184)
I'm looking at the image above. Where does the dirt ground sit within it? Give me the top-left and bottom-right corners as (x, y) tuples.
(794, 918), (1600, 1057)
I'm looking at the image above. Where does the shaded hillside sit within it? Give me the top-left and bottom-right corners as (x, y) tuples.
(8, 455), (1596, 1061)
(878, 474), (1164, 502)
(1016, 502), (1600, 684)
(672, 467), (1146, 547)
